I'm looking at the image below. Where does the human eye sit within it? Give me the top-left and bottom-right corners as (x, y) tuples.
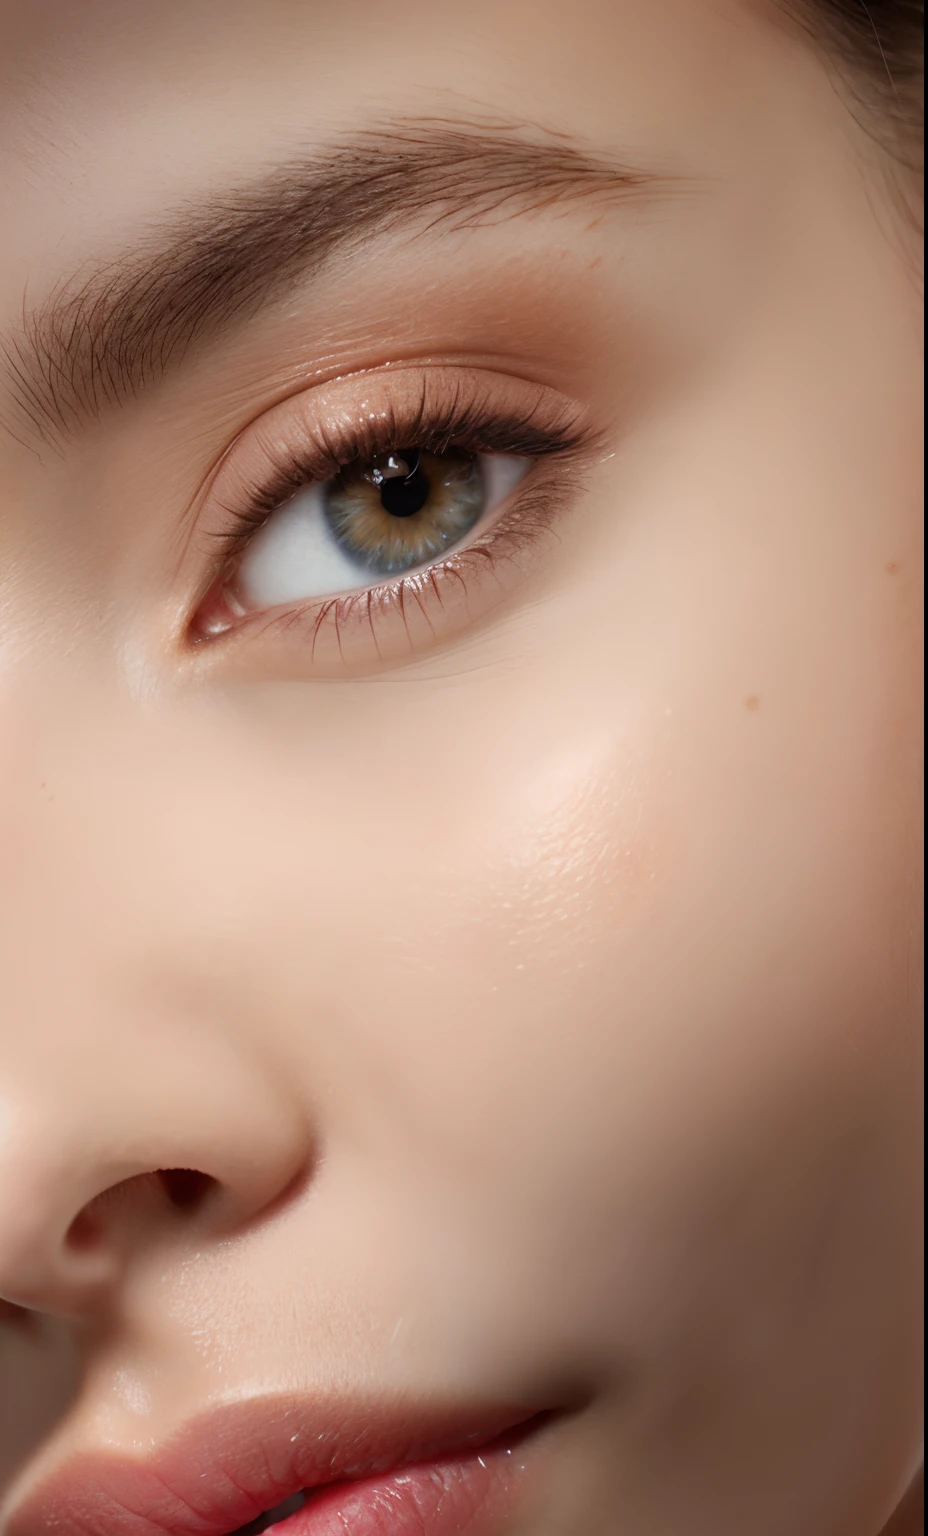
(189, 365), (594, 674)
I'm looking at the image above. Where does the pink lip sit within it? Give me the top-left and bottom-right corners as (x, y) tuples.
(7, 1395), (547, 1536)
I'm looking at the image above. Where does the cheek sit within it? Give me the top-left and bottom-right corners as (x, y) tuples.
(297, 625), (920, 1387)
(310, 692), (672, 1158)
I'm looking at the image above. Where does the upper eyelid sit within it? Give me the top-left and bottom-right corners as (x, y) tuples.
(197, 366), (594, 553)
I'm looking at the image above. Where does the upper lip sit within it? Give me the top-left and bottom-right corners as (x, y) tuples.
(4, 1392), (539, 1536)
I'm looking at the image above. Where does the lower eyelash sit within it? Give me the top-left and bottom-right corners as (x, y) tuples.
(232, 467), (569, 663)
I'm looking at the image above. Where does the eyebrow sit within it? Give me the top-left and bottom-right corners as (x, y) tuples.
(2, 116), (674, 449)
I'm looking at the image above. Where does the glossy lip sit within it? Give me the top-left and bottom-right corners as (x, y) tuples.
(6, 1394), (546, 1536)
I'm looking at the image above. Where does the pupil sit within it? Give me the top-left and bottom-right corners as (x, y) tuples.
(380, 466), (430, 518)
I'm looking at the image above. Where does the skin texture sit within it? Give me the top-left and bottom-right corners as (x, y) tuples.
(0, 1), (922, 1532)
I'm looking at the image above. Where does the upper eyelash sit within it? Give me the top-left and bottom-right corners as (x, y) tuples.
(213, 382), (593, 553)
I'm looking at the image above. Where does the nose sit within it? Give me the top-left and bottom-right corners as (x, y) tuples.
(0, 689), (316, 1319)
(0, 810), (312, 1320)
(0, 1023), (311, 1316)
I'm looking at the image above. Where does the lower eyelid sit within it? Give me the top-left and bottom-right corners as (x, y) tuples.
(190, 460), (571, 675)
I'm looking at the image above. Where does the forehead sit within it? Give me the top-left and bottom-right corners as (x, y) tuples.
(0, 0), (778, 266)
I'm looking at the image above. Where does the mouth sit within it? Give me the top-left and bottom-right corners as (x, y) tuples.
(226, 1416), (546, 1536)
(233, 1492), (309, 1534)
(7, 1397), (551, 1536)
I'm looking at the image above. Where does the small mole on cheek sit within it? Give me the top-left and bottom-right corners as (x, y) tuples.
(744, 695), (760, 712)
(885, 560), (902, 576)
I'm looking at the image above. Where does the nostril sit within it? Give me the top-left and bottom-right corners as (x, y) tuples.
(63, 1169), (216, 1259)
(65, 1206), (104, 1253)
(157, 1168), (215, 1211)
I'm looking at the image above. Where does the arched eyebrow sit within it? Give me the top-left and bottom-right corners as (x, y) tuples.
(2, 116), (676, 449)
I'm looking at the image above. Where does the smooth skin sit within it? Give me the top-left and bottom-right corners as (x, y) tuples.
(0, 1), (922, 1532)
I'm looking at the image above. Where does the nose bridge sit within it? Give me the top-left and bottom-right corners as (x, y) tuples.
(0, 697), (312, 1317)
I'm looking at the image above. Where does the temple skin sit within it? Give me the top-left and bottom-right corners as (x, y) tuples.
(0, 1), (922, 1533)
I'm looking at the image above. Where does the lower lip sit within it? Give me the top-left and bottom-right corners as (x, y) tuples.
(268, 1422), (539, 1536)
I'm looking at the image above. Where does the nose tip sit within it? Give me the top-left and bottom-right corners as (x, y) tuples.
(0, 1046), (311, 1316)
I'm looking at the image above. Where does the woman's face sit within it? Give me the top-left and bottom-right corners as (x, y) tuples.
(0, 1), (922, 1532)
